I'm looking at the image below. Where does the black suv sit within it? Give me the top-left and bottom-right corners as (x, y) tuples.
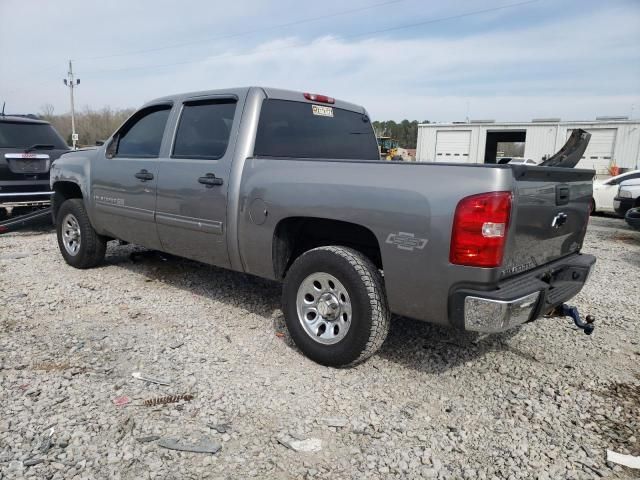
(0, 115), (69, 215)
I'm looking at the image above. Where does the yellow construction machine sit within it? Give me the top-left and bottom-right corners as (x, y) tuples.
(377, 136), (399, 160)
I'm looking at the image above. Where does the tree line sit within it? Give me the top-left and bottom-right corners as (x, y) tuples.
(372, 120), (429, 149)
(39, 104), (427, 151)
(39, 104), (135, 147)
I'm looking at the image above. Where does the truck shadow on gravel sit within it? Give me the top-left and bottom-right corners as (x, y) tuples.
(377, 316), (522, 373)
(105, 245), (519, 373)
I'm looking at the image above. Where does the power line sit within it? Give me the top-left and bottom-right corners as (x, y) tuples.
(79, 0), (405, 61)
(84, 0), (540, 76)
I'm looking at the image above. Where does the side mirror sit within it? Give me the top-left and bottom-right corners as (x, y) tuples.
(105, 136), (118, 159)
(95, 140), (105, 146)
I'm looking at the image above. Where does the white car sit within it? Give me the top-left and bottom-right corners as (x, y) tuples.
(592, 170), (640, 214)
(508, 157), (538, 166)
(614, 178), (640, 216)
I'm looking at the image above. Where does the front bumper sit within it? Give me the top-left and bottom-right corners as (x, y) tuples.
(614, 196), (634, 216)
(450, 253), (596, 333)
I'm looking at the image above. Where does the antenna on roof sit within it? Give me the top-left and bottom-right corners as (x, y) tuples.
(1, 102), (5, 116)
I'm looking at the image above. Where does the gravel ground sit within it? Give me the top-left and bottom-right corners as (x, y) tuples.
(1, 215), (639, 480)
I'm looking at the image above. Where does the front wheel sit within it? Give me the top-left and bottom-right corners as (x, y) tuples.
(282, 246), (390, 367)
(56, 198), (106, 269)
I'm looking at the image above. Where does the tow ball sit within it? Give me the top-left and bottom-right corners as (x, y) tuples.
(551, 304), (595, 335)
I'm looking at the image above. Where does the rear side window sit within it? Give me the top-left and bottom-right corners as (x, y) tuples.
(172, 100), (236, 159)
(254, 99), (379, 160)
(0, 122), (67, 149)
(115, 106), (171, 158)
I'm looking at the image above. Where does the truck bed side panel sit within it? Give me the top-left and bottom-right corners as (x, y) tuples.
(237, 159), (514, 324)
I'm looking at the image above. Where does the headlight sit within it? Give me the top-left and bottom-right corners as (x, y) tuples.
(619, 190), (632, 198)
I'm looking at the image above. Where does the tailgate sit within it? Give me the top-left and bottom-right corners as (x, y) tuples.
(502, 165), (594, 277)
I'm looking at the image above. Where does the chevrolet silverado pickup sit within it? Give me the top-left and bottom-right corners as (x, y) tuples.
(50, 87), (596, 366)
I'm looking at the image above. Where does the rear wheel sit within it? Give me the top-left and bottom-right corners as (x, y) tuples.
(282, 246), (390, 367)
(589, 198), (596, 215)
(56, 199), (106, 269)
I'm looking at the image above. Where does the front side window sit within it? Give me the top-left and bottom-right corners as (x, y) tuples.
(172, 99), (236, 159)
(254, 99), (379, 160)
(115, 106), (171, 158)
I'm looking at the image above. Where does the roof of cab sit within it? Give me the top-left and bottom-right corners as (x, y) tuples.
(144, 86), (367, 114)
(0, 115), (50, 124)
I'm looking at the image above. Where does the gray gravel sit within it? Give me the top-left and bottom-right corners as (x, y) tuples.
(1, 216), (638, 479)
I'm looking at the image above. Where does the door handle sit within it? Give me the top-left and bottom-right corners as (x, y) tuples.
(134, 169), (154, 182)
(198, 173), (224, 187)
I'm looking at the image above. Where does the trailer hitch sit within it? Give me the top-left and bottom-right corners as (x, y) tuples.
(551, 304), (595, 335)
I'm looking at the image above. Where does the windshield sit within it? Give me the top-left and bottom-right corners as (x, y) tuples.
(0, 121), (68, 149)
(254, 99), (379, 160)
(378, 138), (397, 149)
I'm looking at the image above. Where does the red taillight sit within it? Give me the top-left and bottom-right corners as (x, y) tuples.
(303, 92), (335, 104)
(450, 191), (512, 268)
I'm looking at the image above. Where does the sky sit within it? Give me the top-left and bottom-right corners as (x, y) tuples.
(1, 0), (639, 122)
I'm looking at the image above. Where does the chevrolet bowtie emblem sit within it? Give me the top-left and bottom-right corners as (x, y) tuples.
(385, 232), (428, 251)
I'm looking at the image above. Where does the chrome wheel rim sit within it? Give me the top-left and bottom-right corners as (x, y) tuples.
(296, 272), (352, 345)
(61, 213), (81, 256)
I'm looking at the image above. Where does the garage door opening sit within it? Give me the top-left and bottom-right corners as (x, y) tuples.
(569, 128), (616, 174)
(484, 131), (526, 164)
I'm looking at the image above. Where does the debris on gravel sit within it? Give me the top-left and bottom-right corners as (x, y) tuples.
(0, 216), (639, 478)
(277, 434), (323, 453)
(157, 437), (221, 454)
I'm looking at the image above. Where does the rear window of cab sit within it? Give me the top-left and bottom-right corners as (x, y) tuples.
(254, 99), (379, 160)
(0, 121), (68, 149)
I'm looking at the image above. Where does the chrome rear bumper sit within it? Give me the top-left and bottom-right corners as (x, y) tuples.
(1, 191), (53, 209)
(0, 191), (53, 197)
(464, 292), (540, 333)
(450, 253), (596, 333)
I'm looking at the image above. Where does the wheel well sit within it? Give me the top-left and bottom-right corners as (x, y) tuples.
(52, 182), (83, 221)
(273, 217), (382, 279)
(635, 196), (640, 208)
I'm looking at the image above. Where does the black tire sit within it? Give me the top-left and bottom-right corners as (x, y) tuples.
(282, 246), (390, 367)
(56, 198), (106, 269)
(589, 198), (596, 215)
(625, 207), (640, 230)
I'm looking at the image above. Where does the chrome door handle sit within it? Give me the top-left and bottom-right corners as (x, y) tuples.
(134, 169), (154, 182)
(198, 173), (223, 187)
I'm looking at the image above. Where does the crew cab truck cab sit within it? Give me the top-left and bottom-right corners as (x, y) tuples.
(51, 87), (596, 366)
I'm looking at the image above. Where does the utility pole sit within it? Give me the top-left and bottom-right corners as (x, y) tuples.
(63, 60), (80, 149)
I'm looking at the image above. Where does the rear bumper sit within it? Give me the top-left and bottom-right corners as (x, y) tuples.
(0, 191), (53, 208)
(449, 253), (596, 333)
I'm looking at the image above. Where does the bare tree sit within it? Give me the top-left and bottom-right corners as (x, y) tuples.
(40, 103), (55, 118)
(39, 105), (134, 146)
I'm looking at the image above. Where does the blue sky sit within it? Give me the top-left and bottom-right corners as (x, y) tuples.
(1, 0), (639, 121)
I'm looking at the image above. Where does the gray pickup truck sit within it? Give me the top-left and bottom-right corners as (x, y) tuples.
(50, 87), (596, 366)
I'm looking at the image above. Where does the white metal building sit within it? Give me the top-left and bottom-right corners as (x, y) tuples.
(416, 118), (640, 174)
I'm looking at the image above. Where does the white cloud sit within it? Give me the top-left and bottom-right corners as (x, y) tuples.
(1, 1), (638, 121)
